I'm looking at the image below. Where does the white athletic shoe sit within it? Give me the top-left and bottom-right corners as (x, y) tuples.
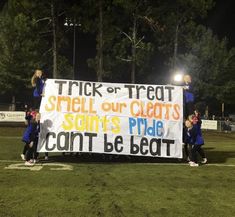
(33, 159), (39, 163)
(201, 158), (207, 164)
(20, 154), (25, 161)
(44, 156), (49, 160)
(25, 161), (34, 166)
(189, 161), (199, 167)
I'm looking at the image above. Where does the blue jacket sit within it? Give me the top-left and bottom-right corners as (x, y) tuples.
(22, 122), (39, 143)
(186, 124), (204, 145)
(184, 84), (194, 103)
(33, 77), (44, 97)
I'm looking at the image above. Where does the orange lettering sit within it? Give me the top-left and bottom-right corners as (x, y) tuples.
(130, 100), (141, 117)
(153, 103), (162, 119)
(57, 96), (71, 112)
(173, 104), (180, 120)
(72, 97), (80, 112)
(163, 104), (172, 120)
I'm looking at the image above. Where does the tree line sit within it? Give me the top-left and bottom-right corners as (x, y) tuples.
(0, 0), (234, 115)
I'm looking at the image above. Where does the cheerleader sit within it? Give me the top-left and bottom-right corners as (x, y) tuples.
(31, 69), (45, 109)
(183, 75), (194, 119)
(185, 118), (207, 167)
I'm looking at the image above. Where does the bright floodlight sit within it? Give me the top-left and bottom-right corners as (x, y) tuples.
(174, 74), (183, 82)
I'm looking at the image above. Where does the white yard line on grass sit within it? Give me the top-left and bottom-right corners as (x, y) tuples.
(136, 163), (235, 167)
(1, 160), (73, 171)
(0, 160), (235, 167)
(0, 136), (22, 139)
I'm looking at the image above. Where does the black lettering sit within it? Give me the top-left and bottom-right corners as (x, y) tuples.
(71, 132), (83, 151)
(136, 85), (146, 99)
(84, 132), (97, 152)
(92, 83), (102, 97)
(162, 139), (174, 156)
(79, 81), (83, 95)
(155, 86), (164, 101)
(124, 85), (135, 99)
(130, 136), (139, 154)
(114, 136), (123, 153)
(68, 81), (78, 95)
(54, 80), (67, 95)
(57, 132), (69, 151)
(104, 134), (113, 152)
(84, 82), (92, 96)
(140, 137), (148, 155)
(114, 87), (121, 93)
(45, 132), (56, 151)
(165, 86), (174, 102)
(147, 86), (154, 100)
(150, 138), (161, 156)
(104, 135), (123, 153)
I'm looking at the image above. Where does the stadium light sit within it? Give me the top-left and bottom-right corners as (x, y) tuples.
(173, 70), (184, 83)
(64, 18), (81, 79)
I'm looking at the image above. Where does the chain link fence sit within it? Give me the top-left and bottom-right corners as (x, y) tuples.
(198, 119), (235, 132)
(218, 120), (235, 132)
(0, 102), (26, 111)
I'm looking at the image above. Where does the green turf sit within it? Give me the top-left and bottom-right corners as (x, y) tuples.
(0, 127), (235, 217)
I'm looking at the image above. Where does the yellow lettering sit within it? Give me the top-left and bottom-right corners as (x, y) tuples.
(111, 117), (120, 134)
(90, 116), (99, 132)
(75, 114), (85, 131)
(45, 96), (56, 111)
(57, 96), (71, 112)
(62, 114), (74, 130)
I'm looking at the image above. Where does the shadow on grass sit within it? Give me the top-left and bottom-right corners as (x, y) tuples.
(204, 149), (235, 164)
(38, 147), (235, 165)
(40, 153), (184, 164)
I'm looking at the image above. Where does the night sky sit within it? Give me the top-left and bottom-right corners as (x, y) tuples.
(206, 0), (235, 47)
(77, 0), (235, 78)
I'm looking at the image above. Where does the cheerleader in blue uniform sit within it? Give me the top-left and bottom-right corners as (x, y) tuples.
(185, 118), (207, 167)
(183, 75), (194, 119)
(31, 69), (45, 109)
(21, 111), (37, 164)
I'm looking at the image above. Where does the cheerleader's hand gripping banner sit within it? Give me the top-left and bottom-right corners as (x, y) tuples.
(38, 79), (183, 158)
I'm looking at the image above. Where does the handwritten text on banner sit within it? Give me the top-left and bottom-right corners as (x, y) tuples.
(38, 79), (183, 158)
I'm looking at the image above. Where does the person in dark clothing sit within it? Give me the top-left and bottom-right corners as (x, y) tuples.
(24, 105), (33, 125)
(31, 69), (45, 109)
(21, 110), (37, 160)
(183, 123), (191, 162)
(185, 119), (207, 167)
(22, 111), (40, 166)
(31, 113), (40, 162)
(183, 75), (195, 119)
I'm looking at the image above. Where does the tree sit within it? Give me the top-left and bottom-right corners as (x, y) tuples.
(152, 0), (214, 69)
(0, 1), (42, 108)
(17, 0), (73, 79)
(178, 27), (235, 114)
(70, 0), (105, 81)
(0, 0), (74, 109)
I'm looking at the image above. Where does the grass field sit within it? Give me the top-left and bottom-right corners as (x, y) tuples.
(0, 127), (235, 217)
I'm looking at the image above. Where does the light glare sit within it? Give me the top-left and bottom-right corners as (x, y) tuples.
(174, 74), (183, 82)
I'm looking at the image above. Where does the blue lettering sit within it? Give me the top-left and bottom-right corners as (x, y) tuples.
(156, 121), (163, 136)
(129, 118), (136, 134)
(129, 117), (164, 137)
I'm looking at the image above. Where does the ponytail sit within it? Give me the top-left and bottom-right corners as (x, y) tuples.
(31, 69), (42, 87)
(31, 73), (37, 87)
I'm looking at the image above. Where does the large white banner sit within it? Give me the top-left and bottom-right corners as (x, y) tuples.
(38, 79), (183, 158)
